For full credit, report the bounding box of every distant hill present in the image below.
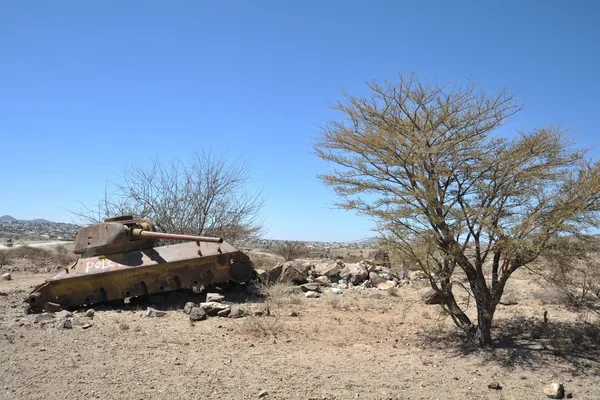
[0,215,16,222]
[29,219,52,223]
[0,216,56,223]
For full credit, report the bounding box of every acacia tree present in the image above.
[315,74,600,346]
[76,149,264,244]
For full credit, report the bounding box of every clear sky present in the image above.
[1,1,599,241]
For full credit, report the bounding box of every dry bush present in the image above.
[273,241,308,261]
[0,250,12,268]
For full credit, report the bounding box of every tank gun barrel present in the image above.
[131,228,223,243]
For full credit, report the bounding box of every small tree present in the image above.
[315,74,600,346]
[274,241,308,261]
[75,149,264,244]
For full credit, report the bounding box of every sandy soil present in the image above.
[0,267,599,400]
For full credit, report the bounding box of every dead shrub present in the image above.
[273,241,308,261]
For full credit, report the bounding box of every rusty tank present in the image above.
[26,216,254,312]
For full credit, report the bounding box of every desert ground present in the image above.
[0,246,599,400]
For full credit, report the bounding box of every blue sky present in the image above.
[1,1,599,241]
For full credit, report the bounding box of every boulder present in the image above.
[267,265,283,283]
[228,305,247,318]
[200,302,231,316]
[56,319,72,330]
[339,263,369,285]
[183,302,196,314]
[1,273,12,281]
[331,288,343,294]
[300,283,321,292]
[422,290,446,305]
[33,313,55,324]
[206,293,225,303]
[543,383,565,399]
[376,281,397,291]
[314,275,331,285]
[369,271,387,286]
[313,261,340,277]
[217,308,231,317]
[254,269,269,283]
[304,291,320,298]
[280,262,308,284]
[189,307,207,322]
[85,309,95,318]
[56,310,73,319]
[145,307,166,318]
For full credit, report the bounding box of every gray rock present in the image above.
[376,281,397,291]
[33,313,55,324]
[56,319,72,330]
[543,383,565,399]
[422,289,446,305]
[369,271,387,286]
[314,275,331,285]
[56,310,73,319]
[183,302,196,314]
[206,293,225,303]
[300,283,321,292]
[85,309,95,318]
[487,382,502,390]
[200,301,230,316]
[337,282,348,290]
[82,323,93,329]
[254,268,269,283]
[313,261,340,277]
[339,263,369,285]
[145,307,166,318]
[267,264,283,283]
[258,389,268,398]
[217,308,231,317]
[228,305,247,318]
[1,273,12,281]
[331,288,343,294]
[189,307,207,322]
[304,291,320,298]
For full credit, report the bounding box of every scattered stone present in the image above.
[300,283,321,292]
[422,289,446,305]
[189,307,207,322]
[289,311,299,317]
[206,293,225,303]
[304,291,320,298]
[258,389,268,398]
[411,270,428,280]
[56,310,73,319]
[56,319,72,330]
[487,382,502,390]
[85,309,95,318]
[200,302,231,316]
[337,282,348,290]
[82,323,93,329]
[543,383,565,399]
[228,305,247,318]
[183,302,196,314]
[33,313,55,324]
[145,307,166,318]
[217,308,231,317]
[376,281,396,291]
[1,273,12,281]
[280,262,307,284]
[566,393,573,398]
[331,288,343,294]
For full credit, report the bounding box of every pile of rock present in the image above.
[256,259,425,293]
[181,292,247,322]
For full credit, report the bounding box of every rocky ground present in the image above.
[1,257,599,400]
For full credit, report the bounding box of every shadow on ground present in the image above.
[418,315,600,374]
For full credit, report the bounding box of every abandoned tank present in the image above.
[26,216,254,312]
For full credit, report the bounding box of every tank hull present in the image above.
[26,240,253,312]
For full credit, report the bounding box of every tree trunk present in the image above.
[475,303,494,347]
